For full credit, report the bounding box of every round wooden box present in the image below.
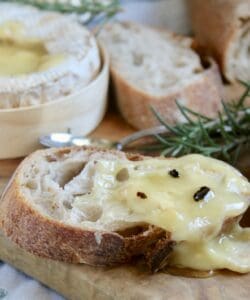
[0,46,109,159]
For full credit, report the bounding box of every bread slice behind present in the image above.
[98,22,223,129]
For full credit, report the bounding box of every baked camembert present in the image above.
[0,3,100,108]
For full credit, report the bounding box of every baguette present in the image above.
[189,0,250,83]
[1,147,250,274]
[98,22,222,129]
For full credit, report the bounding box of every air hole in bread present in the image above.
[117,225,148,237]
[200,58,211,70]
[112,34,124,43]
[175,61,187,68]
[78,204,103,222]
[240,17,250,24]
[56,162,86,188]
[26,180,38,190]
[194,68,203,74]
[46,155,58,162]
[132,52,144,66]
[128,155,143,162]
[116,168,129,182]
[32,167,40,174]
[240,207,250,228]
[63,201,73,210]
[45,149,72,162]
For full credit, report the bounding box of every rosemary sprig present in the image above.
[150,82,250,164]
[1,0,121,24]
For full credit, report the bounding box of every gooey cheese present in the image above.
[171,225,250,273]
[0,21,65,75]
[74,154,250,272]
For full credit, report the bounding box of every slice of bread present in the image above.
[0,147,174,272]
[189,0,250,83]
[1,147,250,273]
[98,22,223,129]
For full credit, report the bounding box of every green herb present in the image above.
[148,81,250,165]
[1,0,121,24]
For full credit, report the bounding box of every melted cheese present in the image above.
[0,21,65,75]
[74,154,250,273]
[170,225,250,273]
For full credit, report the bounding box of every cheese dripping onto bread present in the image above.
[73,154,250,273]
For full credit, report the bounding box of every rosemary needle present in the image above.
[149,81,250,165]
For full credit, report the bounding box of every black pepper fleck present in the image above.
[137,192,147,199]
[193,186,210,201]
[169,169,179,178]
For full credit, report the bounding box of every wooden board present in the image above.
[1,230,250,300]
[0,99,250,299]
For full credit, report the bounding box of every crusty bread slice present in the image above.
[98,22,223,129]
[0,147,175,272]
[189,0,250,83]
[1,147,250,274]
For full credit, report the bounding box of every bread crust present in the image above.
[111,59,222,129]
[189,0,250,82]
[0,147,173,272]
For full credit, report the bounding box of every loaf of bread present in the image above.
[189,0,250,83]
[1,147,250,274]
[98,22,223,129]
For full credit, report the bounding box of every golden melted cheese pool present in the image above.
[74,154,250,273]
[0,21,65,75]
